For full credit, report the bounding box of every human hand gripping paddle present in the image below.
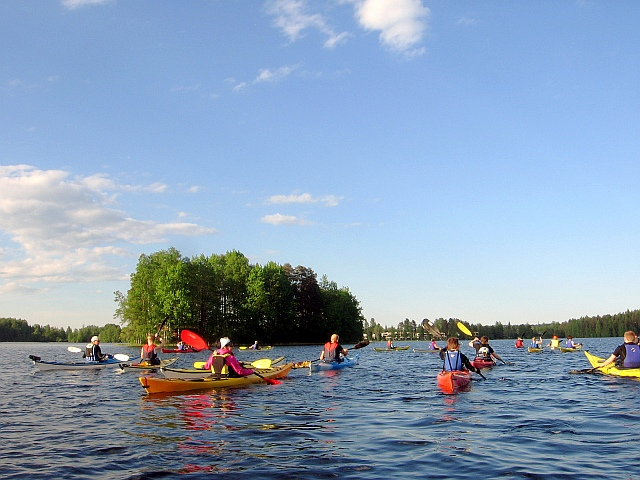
[67,346,129,362]
[180,330,281,385]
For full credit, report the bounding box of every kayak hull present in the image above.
[139,363,293,394]
[437,370,472,394]
[584,351,640,378]
[309,354,359,372]
[373,346,410,351]
[471,358,496,369]
[559,347,581,353]
[413,348,441,353]
[120,358,177,371]
[31,357,122,371]
[528,347,543,353]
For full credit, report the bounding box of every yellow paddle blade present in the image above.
[194,358,273,369]
[457,321,473,337]
[250,358,272,369]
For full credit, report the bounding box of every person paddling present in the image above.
[140,334,164,365]
[207,337,254,377]
[470,336,504,364]
[565,336,581,349]
[83,336,109,362]
[429,338,441,350]
[440,337,481,374]
[597,331,640,369]
[530,336,541,349]
[320,334,348,362]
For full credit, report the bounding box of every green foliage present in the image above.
[114,249,365,345]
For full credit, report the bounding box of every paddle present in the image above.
[193,358,274,369]
[67,346,129,361]
[457,322,506,365]
[181,330,280,385]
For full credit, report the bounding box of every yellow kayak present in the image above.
[584,350,640,378]
[139,363,293,394]
[527,347,542,353]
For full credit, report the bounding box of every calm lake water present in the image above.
[3,338,640,479]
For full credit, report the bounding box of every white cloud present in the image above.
[261,213,312,226]
[267,0,351,48]
[60,0,112,9]
[352,0,429,55]
[267,193,342,207]
[0,165,217,291]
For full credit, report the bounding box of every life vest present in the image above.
[623,344,640,368]
[550,338,560,348]
[530,341,539,348]
[84,343,95,361]
[430,341,437,350]
[515,339,523,348]
[323,342,342,362]
[211,353,234,377]
[142,344,159,364]
[443,350,463,371]
[477,346,490,359]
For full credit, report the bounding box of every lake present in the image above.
[2,337,639,479]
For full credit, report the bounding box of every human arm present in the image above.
[598,353,617,368]
[461,353,481,374]
[320,350,325,360]
[225,355,254,377]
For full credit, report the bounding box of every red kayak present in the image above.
[437,370,472,394]
[471,358,496,369]
[161,348,201,354]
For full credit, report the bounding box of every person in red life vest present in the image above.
[598,331,640,369]
[140,334,164,365]
[208,337,254,377]
[320,334,349,363]
[515,337,524,348]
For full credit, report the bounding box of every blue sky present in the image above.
[1,0,639,331]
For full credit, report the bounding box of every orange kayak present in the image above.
[437,370,472,394]
[139,363,293,394]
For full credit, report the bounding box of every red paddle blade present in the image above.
[265,378,281,385]
[181,330,209,351]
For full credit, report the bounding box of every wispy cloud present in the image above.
[267,0,351,48]
[260,213,312,226]
[352,0,430,56]
[0,165,217,291]
[234,65,300,91]
[60,0,113,10]
[267,193,342,207]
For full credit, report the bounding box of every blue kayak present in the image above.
[30,356,123,372]
[309,354,359,372]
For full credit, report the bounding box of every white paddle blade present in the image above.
[67,346,83,353]
[114,354,129,361]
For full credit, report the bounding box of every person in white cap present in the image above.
[204,337,254,377]
[83,335,109,362]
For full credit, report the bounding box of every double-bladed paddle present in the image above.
[457,322,506,365]
[180,330,281,385]
[67,346,129,362]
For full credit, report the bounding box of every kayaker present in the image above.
[472,336,504,364]
[83,335,109,362]
[439,337,481,373]
[549,335,560,349]
[597,331,640,369]
[515,337,524,348]
[387,338,395,349]
[209,337,254,377]
[429,338,440,350]
[565,336,581,349]
[320,334,348,362]
[249,340,261,350]
[141,334,164,365]
[176,341,185,351]
[530,337,541,349]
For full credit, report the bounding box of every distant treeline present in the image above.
[380,310,640,341]
[0,318,122,343]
